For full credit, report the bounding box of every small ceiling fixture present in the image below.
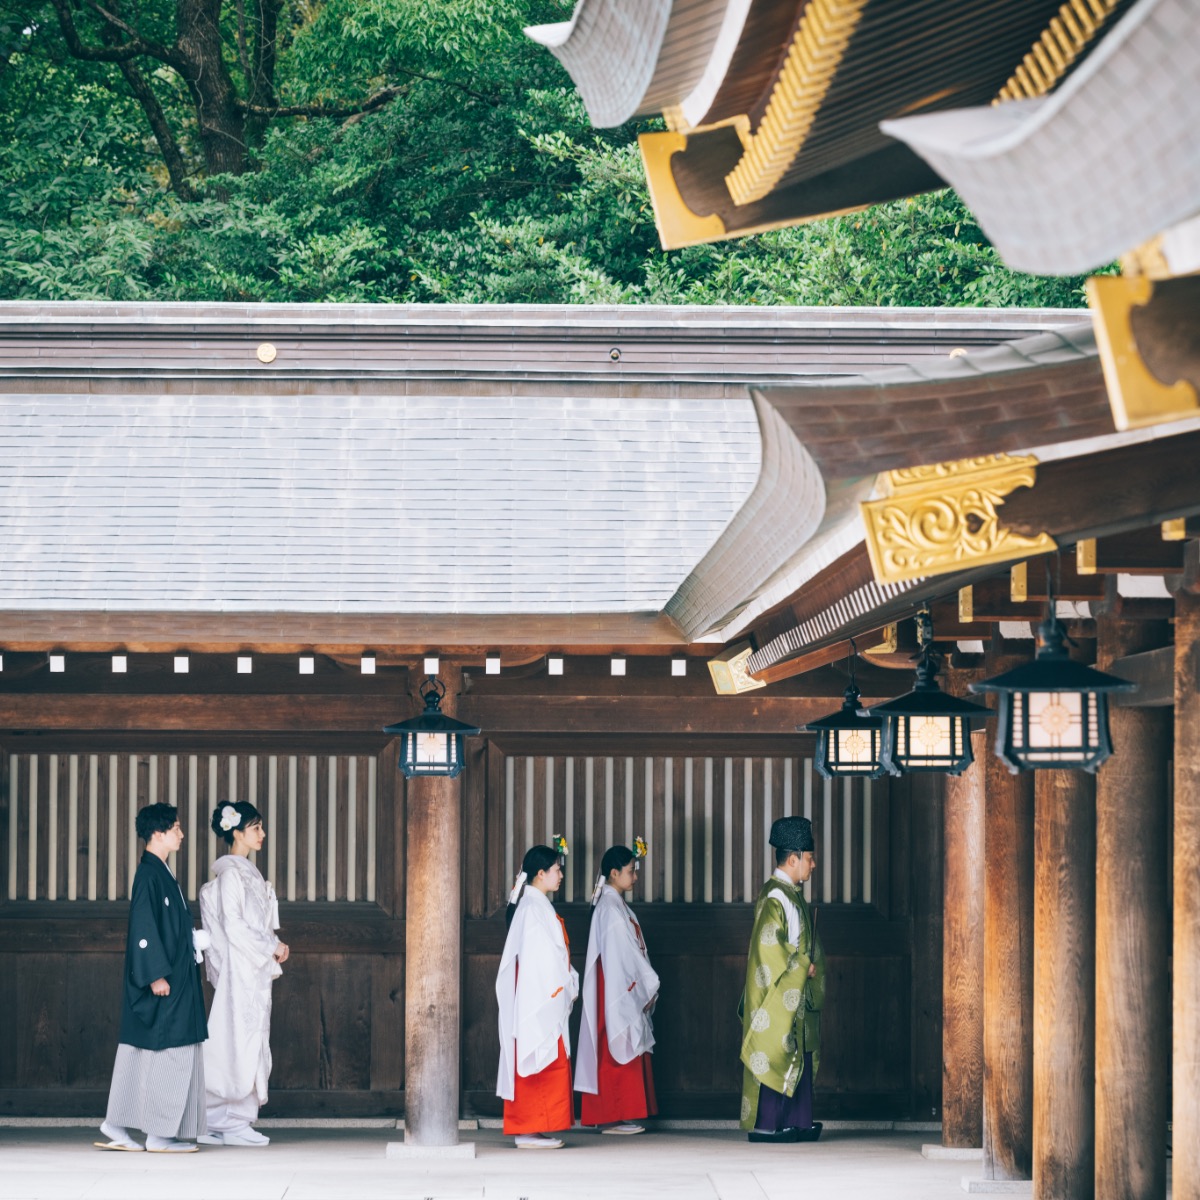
[383,676,481,779]
[803,643,886,779]
[869,610,992,776]
[971,585,1136,774]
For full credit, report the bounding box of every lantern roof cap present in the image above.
[382,710,482,736]
[971,657,1136,695]
[869,688,993,720]
[803,683,882,731]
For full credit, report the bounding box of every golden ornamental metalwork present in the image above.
[724,0,868,206]
[861,455,1056,585]
[995,0,1120,103]
[708,642,767,695]
[1087,273,1199,430]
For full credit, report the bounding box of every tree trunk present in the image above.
[175,0,247,176]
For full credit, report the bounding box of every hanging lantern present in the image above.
[804,681,886,779]
[383,677,481,779]
[970,610,1136,773]
[869,612,992,776]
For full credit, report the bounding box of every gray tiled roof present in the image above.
[0,391,759,614]
[881,0,1200,274]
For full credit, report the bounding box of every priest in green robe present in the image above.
[738,815,825,1143]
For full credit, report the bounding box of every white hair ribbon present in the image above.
[590,872,605,906]
[219,804,242,832]
[507,871,528,905]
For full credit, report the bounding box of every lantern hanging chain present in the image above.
[419,674,446,708]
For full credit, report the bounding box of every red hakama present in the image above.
[503,1037,574,1134]
[580,960,657,1125]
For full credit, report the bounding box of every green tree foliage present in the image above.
[0,0,1091,306]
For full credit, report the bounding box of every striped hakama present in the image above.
[105,1043,207,1139]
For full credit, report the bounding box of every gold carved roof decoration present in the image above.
[995,0,1120,102]
[860,455,1056,586]
[723,0,869,206]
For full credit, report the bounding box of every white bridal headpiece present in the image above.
[219,804,242,832]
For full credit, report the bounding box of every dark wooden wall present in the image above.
[0,734,943,1120]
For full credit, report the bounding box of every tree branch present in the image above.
[116,57,195,200]
[393,67,495,106]
[48,0,179,66]
[234,83,407,119]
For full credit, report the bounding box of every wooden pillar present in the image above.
[1033,768,1096,1200]
[1095,614,1169,1200]
[982,735,1035,1180]
[1175,589,1200,1200]
[403,666,464,1147]
[942,729,985,1147]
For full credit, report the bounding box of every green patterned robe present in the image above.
[737,875,826,1130]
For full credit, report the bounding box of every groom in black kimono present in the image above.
[95,803,208,1152]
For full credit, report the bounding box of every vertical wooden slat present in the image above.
[650,757,663,903]
[267,756,279,888]
[659,757,671,903]
[56,754,70,903]
[544,756,555,845]
[572,756,588,904]
[346,756,358,903]
[86,754,99,902]
[287,755,298,903]
[67,754,78,901]
[47,754,59,902]
[703,757,714,904]
[246,755,258,870]
[124,756,137,900]
[623,756,634,850]
[648,758,657,902]
[802,757,814,903]
[583,757,596,890]
[682,757,694,903]
[739,758,752,901]
[26,755,39,902]
[761,758,773,884]
[327,755,338,902]
[604,757,615,850]
[563,758,575,901]
[207,754,219,880]
[524,755,536,856]
[722,757,734,903]
[5,753,15,901]
[103,755,116,900]
[504,754,515,886]
[366,754,377,904]
[842,777,853,905]
[821,773,833,905]
[863,778,874,905]
[305,755,317,902]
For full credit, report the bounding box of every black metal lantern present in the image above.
[970,611,1136,774]
[383,677,481,779]
[804,678,886,779]
[869,614,992,776]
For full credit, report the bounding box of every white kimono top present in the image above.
[575,884,660,1094]
[495,887,579,1101]
[200,854,282,1106]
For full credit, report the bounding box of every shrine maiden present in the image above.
[198,801,289,1147]
[496,841,578,1149]
[95,803,208,1153]
[738,816,825,1143]
[576,842,659,1134]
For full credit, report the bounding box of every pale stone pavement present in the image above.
[0,1126,1031,1200]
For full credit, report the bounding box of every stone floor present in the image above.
[0,1126,1030,1200]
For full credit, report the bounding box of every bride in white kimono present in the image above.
[198,802,289,1147]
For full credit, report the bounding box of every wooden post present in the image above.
[942,730,985,1147]
[403,666,464,1147]
[1033,768,1096,1200]
[1175,588,1200,1200]
[982,735,1035,1181]
[1095,613,1169,1200]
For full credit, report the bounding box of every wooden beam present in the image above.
[1109,644,1174,707]
[1076,529,1187,576]
[941,732,985,1149]
[1002,429,1200,546]
[0,610,687,654]
[748,638,861,685]
[1094,615,1170,1200]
